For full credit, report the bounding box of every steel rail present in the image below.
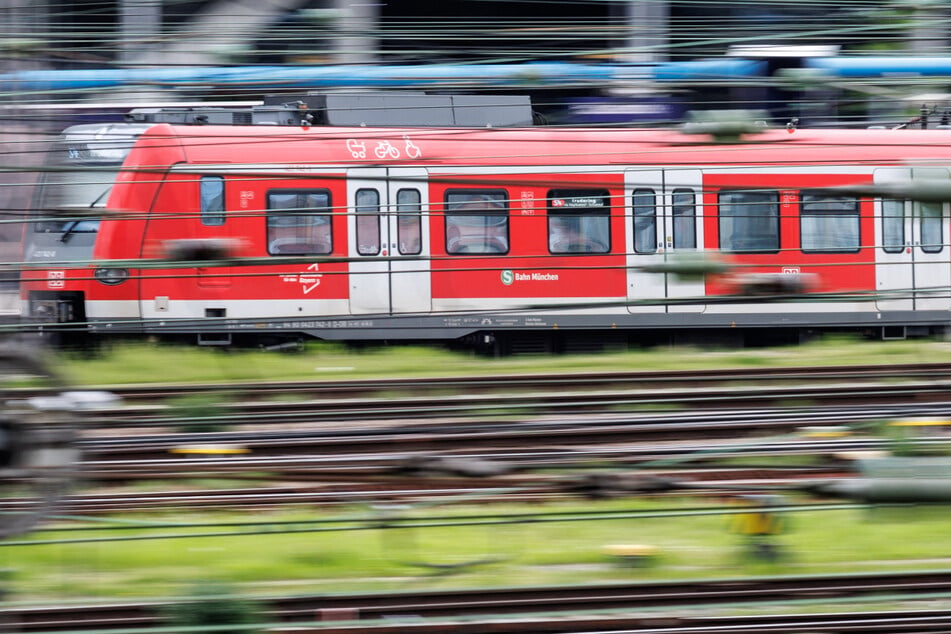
[9,571,951,632]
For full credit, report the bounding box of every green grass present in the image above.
[5,498,951,602]
[48,335,951,387]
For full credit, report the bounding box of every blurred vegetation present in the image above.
[167,391,233,433]
[6,497,951,601]
[161,581,263,633]
[5,336,948,602]
[50,335,951,387]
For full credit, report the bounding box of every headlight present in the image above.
[94,267,129,285]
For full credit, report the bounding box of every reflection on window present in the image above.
[921,201,943,253]
[266,190,332,255]
[672,188,696,249]
[200,176,225,226]
[445,190,509,254]
[800,191,859,253]
[882,199,905,254]
[396,188,422,255]
[32,169,110,233]
[632,189,656,254]
[547,189,610,254]
[356,189,380,255]
[718,190,779,252]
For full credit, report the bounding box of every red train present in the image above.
[20,94,951,352]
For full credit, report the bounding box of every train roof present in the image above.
[98,92,951,170]
[132,123,951,170]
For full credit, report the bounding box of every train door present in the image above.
[625,168,704,313]
[625,169,665,313]
[662,169,704,312]
[874,167,951,312]
[347,167,431,315]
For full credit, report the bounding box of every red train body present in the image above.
[20,98,951,350]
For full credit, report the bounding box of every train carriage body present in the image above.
[21,101,951,349]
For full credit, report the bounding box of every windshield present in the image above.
[31,123,150,234]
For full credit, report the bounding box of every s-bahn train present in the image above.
[19,93,951,352]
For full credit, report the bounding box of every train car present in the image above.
[19,93,951,352]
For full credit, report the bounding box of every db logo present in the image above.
[47,270,65,289]
[500,270,514,286]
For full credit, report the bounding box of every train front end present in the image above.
[21,123,151,346]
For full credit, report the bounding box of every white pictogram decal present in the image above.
[346,139,367,159]
[374,140,400,159]
[403,135,421,159]
[281,262,323,294]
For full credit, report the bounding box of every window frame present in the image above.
[444,189,510,255]
[200,175,225,227]
[882,198,905,254]
[717,189,780,253]
[265,188,333,256]
[671,188,696,250]
[546,188,611,255]
[355,188,381,256]
[396,188,422,256]
[632,188,657,255]
[799,190,861,254]
[920,200,944,254]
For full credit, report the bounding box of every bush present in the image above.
[162,581,263,633]
[168,392,231,433]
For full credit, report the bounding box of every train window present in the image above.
[718,190,779,252]
[920,201,943,254]
[882,199,905,254]
[445,190,509,254]
[356,189,381,255]
[800,192,859,253]
[547,189,610,254]
[396,189,422,255]
[632,189,656,254]
[200,176,225,226]
[266,189,332,255]
[672,188,696,249]
[33,169,109,233]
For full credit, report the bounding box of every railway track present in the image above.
[39,373,951,444]
[77,401,951,465]
[8,570,951,632]
[8,363,951,434]
[7,462,849,513]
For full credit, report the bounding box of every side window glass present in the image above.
[356,189,381,255]
[672,188,696,249]
[396,188,422,255]
[266,190,332,255]
[882,199,905,254]
[718,189,779,252]
[445,190,509,254]
[547,189,610,254]
[632,188,656,254]
[200,175,225,226]
[921,201,943,253]
[800,191,860,253]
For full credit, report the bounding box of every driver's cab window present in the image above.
[547,189,610,254]
[445,190,509,254]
